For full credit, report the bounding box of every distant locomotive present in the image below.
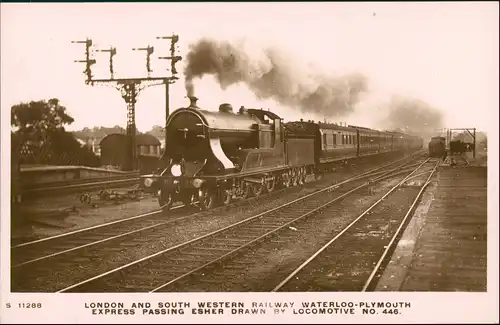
[141,96,423,211]
[450,140,466,155]
[428,136,447,158]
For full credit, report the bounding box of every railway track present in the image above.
[451,153,470,166]
[149,158,439,293]
[271,158,440,291]
[12,152,420,266]
[53,154,428,293]
[12,205,181,268]
[22,175,140,199]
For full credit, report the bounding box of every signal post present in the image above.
[72,35,182,171]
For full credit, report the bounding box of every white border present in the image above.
[1,2,499,324]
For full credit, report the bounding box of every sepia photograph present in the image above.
[1,2,498,323]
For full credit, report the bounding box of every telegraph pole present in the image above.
[72,34,182,171]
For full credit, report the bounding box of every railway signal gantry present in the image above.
[72,35,182,171]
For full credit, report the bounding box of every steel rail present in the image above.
[13,156,413,268]
[11,207,186,268]
[271,158,433,292]
[56,155,423,293]
[361,160,440,291]
[16,154,418,250]
[13,209,162,249]
[24,177,140,194]
[150,157,434,292]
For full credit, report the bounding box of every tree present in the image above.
[11,98,100,167]
[146,125,165,138]
[11,98,74,133]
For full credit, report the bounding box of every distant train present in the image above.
[450,139,474,155]
[141,96,423,211]
[428,136,446,158]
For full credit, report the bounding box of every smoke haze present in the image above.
[184,38,368,117]
[378,96,444,139]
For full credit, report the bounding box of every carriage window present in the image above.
[323,133,327,147]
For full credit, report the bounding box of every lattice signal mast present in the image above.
[72,35,182,171]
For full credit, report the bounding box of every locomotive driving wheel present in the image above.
[265,176,276,193]
[314,168,324,181]
[237,180,251,199]
[181,192,194,207]
[291,168,299,186]
[198,187,216,210]
[221,188,232,206]
[298,167,307,185]
[252,183,264,197]
[158,188,173,212]
[282,171,292,188]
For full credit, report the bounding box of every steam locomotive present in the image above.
[141,96,423,211]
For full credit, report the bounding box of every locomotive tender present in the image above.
[428,136,447,158]
[141,96,423,210]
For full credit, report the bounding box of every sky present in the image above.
[1,2,498,133]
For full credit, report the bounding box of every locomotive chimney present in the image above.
[188,96,199,108]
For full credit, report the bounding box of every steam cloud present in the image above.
[381,96,444,135]
[184,38,368,117]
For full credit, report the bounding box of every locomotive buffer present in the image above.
[72,35,182,171]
